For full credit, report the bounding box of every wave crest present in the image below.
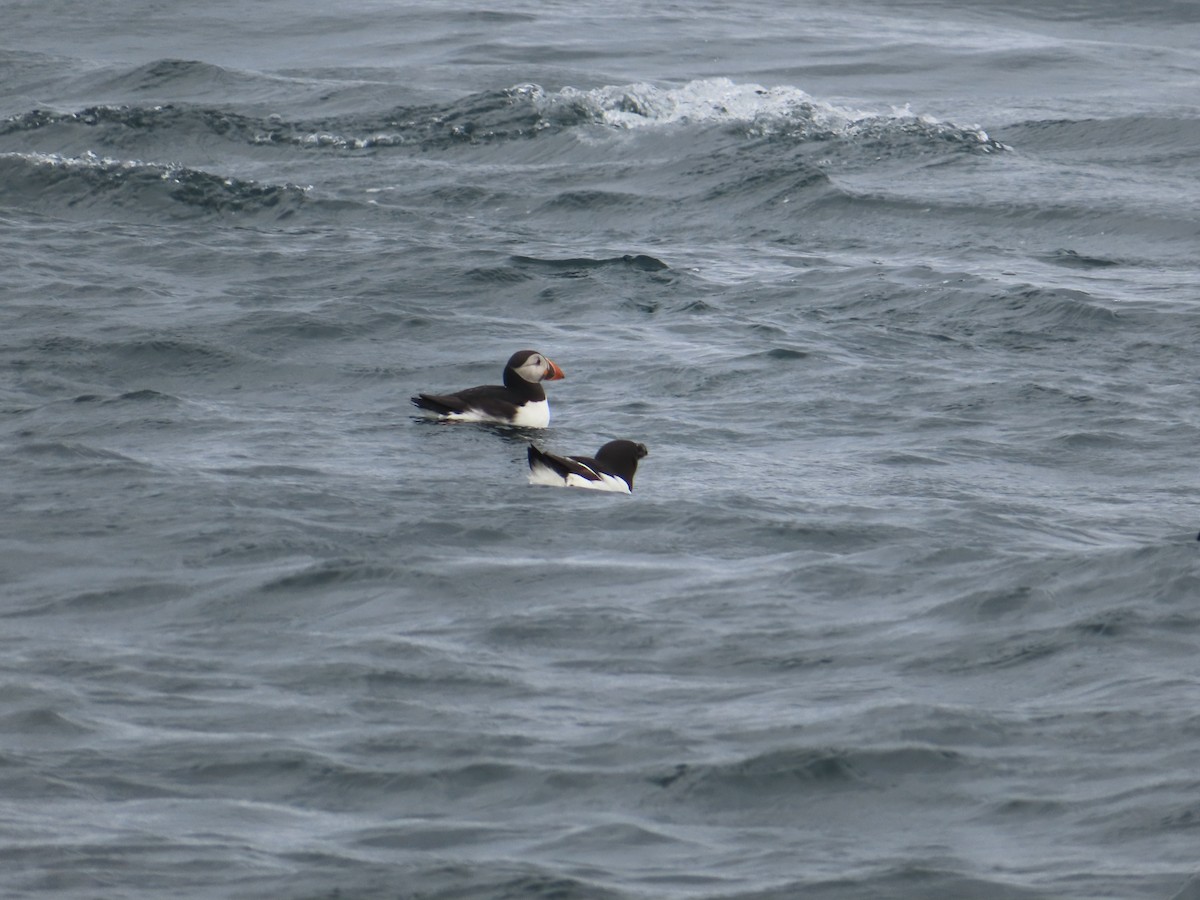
[2,79,1005,157]
[0,150,309,218]
[513,77,1005,150]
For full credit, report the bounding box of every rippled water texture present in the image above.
[2,1,1199,898]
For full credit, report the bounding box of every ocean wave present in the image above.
[1002,115,1200,157]
[510,253,671,274]
[1,78,1007,165]
[514,77,1006,150]
[655,743,967,799]
[0,96,535,150]
[12,441,152,471]
[93,57,264,96]
[0,150,309,219]
[1,104,263,143]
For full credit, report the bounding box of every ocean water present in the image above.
[3,1,1200,898]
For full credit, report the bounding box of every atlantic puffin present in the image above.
[527,439,648,493]
[411,350,565,428]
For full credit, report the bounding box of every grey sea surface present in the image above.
[2,1,1200,898]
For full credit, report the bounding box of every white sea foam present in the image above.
[514,77,995,145]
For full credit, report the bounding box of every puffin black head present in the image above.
[595,440,649,488]
[597,440,648,461]
[503,350,565,388]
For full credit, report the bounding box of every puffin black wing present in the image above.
[412,386,522,421]
[527,445,603,483]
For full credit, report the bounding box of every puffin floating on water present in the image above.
[411,350,565,428]
[527,439,648,493]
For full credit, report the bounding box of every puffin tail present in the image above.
[412,394,455,416]
[527,445,569,485]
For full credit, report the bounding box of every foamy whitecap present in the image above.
[513,77,1000,147]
